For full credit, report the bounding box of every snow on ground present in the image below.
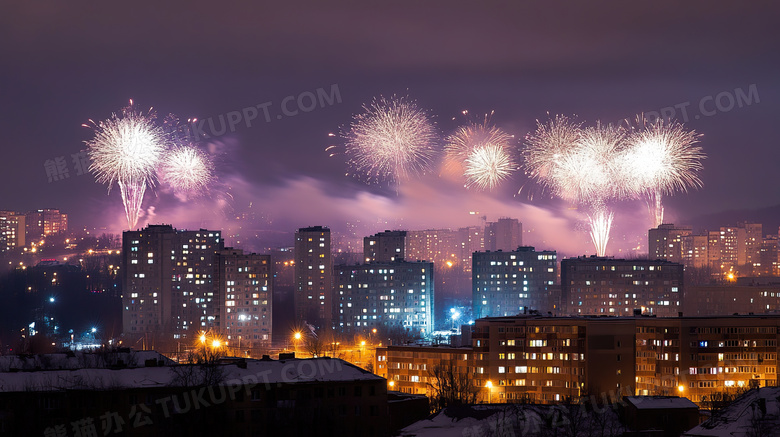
[400,403,625,437]
[684,387,780,437]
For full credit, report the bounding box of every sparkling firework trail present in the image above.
[445,115,515,190]
[343,96,438,185]
[588,208,614,258]
[85,101,167,229]
[158,146,214,196]
[623,116,704,227]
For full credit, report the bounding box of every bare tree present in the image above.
[169,345,225,387]
[426,358,478,412]
[304,333,325,357]
[747,397,768,437]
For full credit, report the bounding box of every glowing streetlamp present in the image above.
[293,331,302,356]
[485,380,493,403]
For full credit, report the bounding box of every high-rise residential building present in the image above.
[561,257,684,317]
[741,222,763,271]
[216,248,272,350]
[707,230,722,273]
[363,230,406,262]
[682,234,709,269]
[407,229,456,266]
[484,218,522,252]
[0,211,25,252]
[648,224,692,264]
[406,226,485,274]
[472,247,558,318]
[719,226,747,274]
[683,280,780,316]
[457,226,484,273]
[122,225,224,342]
[294,226,333,329]
[25,209,68,240]
[334,260,434,334]
[759,236,779,276]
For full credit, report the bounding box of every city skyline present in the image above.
[0,2,778,258]
[1,3,779,434]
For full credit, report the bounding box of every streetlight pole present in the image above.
[293,332,302,356]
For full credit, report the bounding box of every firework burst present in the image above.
[158,146,214,196]
[523,117,630,256]
[84,101,168,229]
[446,114,515,190]
[523,115,583,197]
[343,96,438,185]
[623,116,704,227]
[463,143,516,190]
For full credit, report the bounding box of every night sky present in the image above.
[1,1,778,253]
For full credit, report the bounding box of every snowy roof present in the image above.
[0,357,381,392]
[0,350,172,372]
[684,387,780,437]
[401,404,624,437]
[625,396,698,410]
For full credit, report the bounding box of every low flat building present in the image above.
[375,344,472,397]
[621,396,699,436]
[0,356,389,436]
[381,314,780,407]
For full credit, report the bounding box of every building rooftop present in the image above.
[684,387,780,436]
[0,357,381,392]
[475,313,780,322]
[0,350,173,372]
[625,396,698,410]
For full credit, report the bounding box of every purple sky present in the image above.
[1,1,778,252]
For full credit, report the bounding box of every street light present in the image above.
[485,380,493,403]
[293,331,302,356]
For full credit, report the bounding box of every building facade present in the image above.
[294,226,333,329]
[334,261,434,335]
[0,210,25,252]
[561,257,684,317]
[122,225,224,343]
[648,224,692,264]
[682,234,709,269]
[364,230,407,263]
[380,314,780,406]
[472,247,558,318]
[484,218,522,252]
[25,208,68,240]
[683,280,780,316]
[216,249,272,350]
